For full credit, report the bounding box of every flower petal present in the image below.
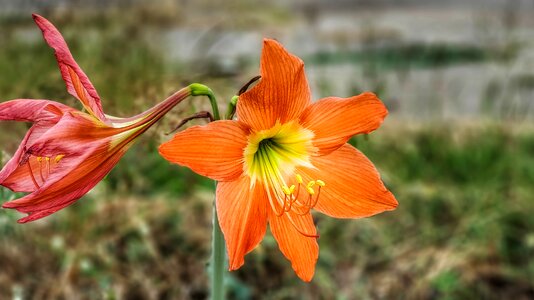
[0,100,71,192]
[269,210,318,281]
[1,110,115,192]
[237,39,311,131]
[159,120,249,182]
[2,142,126,223]
[299,92,388,155]
[24,113,114,155]
[33,14,107,121]
[216,175,269,270]
[296,143,397,218]
[1,147,49,193]
[0,99,71,122]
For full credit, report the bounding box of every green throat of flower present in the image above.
[244,121,326,236]
[244,121,315,187]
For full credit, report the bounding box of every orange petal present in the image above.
[299,92,388,155]
[237,39,311,131]
[296,143,397,218]
[269,210,318,281]
[159,120,249,182]
[216,176,269,270]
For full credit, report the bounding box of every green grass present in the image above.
[307,42,519,70]
[2,123,533,299]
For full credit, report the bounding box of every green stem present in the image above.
[189,83,220,121]
[211,199,225,300]
[189,83,225,299]
[225,95,239,120]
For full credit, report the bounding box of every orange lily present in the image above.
[159,39,398,281]
[0,14,193,223]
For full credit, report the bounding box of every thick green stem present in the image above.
[190,83,225,299]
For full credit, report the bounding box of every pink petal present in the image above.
[0,99,71,122]
[2,140,127,223]
[33,14,107,121]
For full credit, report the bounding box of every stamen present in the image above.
[264,173,328,237]
[311,185,322,208]
[276,195,288,217]
[46,157,51,178]
[285,213,319,238]
[55,154,65,163]
[282,186,292,195]
[38,157,45,182]
[27,161,40,189]
[292,176,327,216]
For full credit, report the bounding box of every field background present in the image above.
[1,0,534,299]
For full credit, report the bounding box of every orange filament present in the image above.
[27,161,40,189]
[275,174,326,218]
[25,154,65,189]
[37,157,45,182]
[286,213,319,238]
[46,157,51,178]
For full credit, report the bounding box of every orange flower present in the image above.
[159,39,397,281]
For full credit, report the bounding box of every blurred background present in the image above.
[1,0,534,299]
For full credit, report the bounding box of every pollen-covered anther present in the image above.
[276,175,327,218]
[55,154,65,163]
[24,154,66,190]
[282,185,292,195]
[274,176,327,238]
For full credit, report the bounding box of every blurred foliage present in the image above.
[308,42,519,70]
[0,6,534,300]
[1,123,534,299]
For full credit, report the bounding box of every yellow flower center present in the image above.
[244,121,325,236]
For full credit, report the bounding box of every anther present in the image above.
[307,180,315,188]
[316,179,326,187]
[289,185,296,194]
[295,174,303,184]
[37,157,42,162]
[306,186,315,195]
[55,154,65,163]
[282,186,292,195]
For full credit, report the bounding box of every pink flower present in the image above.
[0,14,192,223]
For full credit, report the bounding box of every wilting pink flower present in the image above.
[0,14,192,223]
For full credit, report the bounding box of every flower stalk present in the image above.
[211,201,226,300]
[193,86,226,300]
